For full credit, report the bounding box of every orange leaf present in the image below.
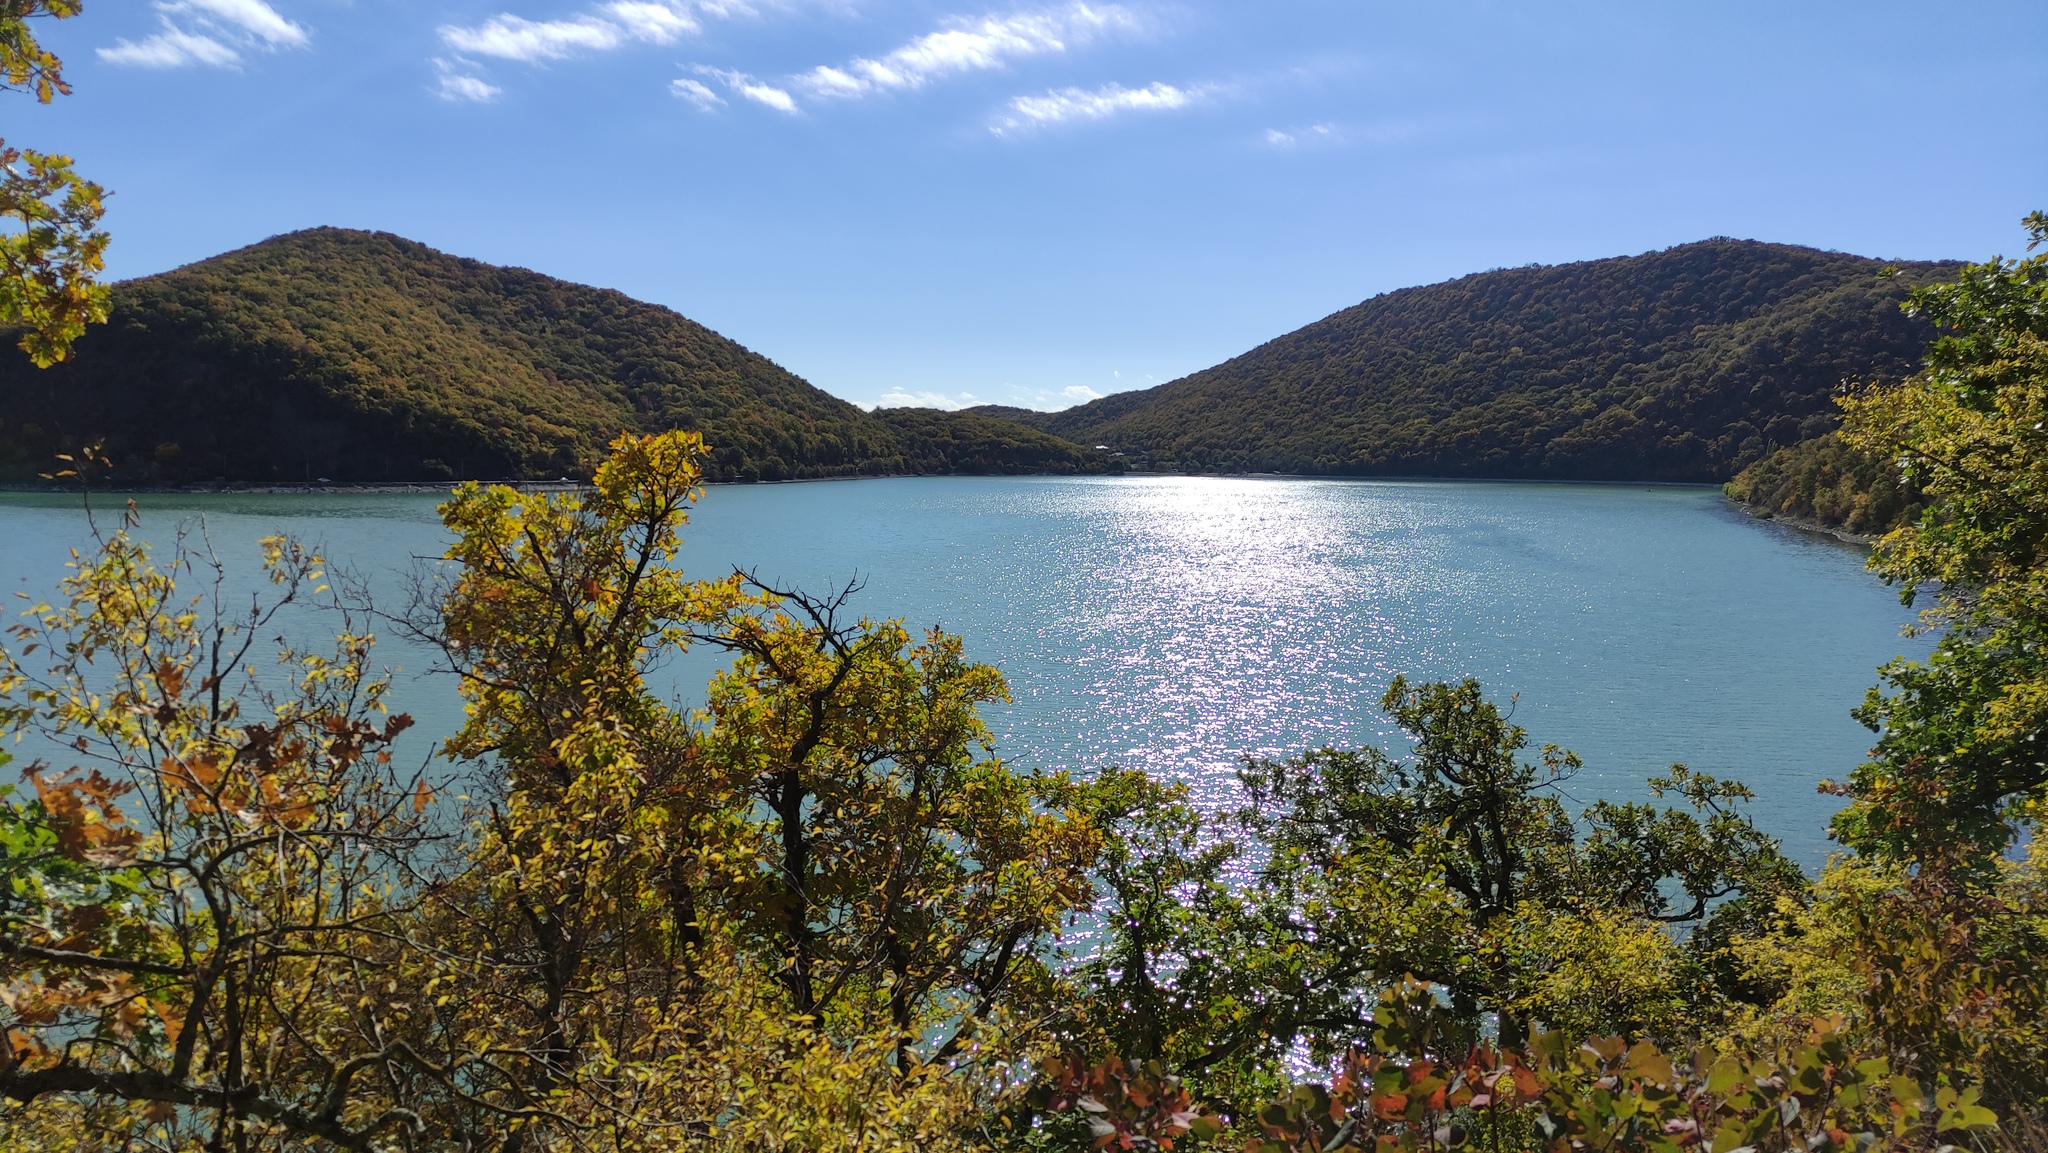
[149,999,186,1047]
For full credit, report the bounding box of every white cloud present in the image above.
[697,66,797,113]
[1061,384,1102,402]
[742,83,798,112]
[440,15,624,61]
[996,81,1194,131]
[604,1,699,43]
[434,60,503,102]
[99,0,306,69]
[670,77,724,109]
[100,25,240,68]
[802,65,866,97]
[439,1,708,61]
[1265,122,1335,147]
[169,0,306,46]
[798,3,1136,100]
[437,73,504,102]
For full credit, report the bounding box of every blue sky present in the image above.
[17,0,2048,410]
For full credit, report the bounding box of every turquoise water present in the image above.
[0,477,1923,868]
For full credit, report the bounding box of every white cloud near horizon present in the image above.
[870,385,1115,412]
[440,1,705,62]
[798,3,1137,100]
[875,390,979,410]
[995,80,1195,131]
[99,0,306,69]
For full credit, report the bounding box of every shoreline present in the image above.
[0,472,1730,496]
[0,480,584,495]
[1728,502,1876,545]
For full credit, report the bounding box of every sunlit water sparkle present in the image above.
[0,476,1926,870]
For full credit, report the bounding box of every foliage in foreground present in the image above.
[1831,212,2048,867]
[0,430,1101,1150]
[0,1,110,367]
[1046,979,2008,1153]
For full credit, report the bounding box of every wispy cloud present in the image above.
[441,15,622,60]
[1266,119,1425,150]
[995,81,1196,131]
[1265,122,1337,147]
[670,77,725,110]
[437,73,504,103]
[99,0,306,69]
[99,25,241,68]
[695,66,798,113]
[798,3,1137,100]
[434,59,503,103]
[439,1,704,63]
[607,1,701,41]
[179,0,305,45]
[993,382,1118,410]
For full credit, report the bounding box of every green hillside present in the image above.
[0,228,1094,484]
[1723,433,1922,539]
[983,240,1958,481]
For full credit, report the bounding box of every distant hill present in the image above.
[871,406,1102,474]
[977,240,1958,481]
[0,228,1097,484]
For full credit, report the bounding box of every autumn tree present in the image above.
[427,429,1099,1142]
[693,580,1100,1056]
[0,1,109,366]
[1833,211,2048,869]
[0,435,1025,1150]
[0,501,447,1148]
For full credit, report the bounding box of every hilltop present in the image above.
[0,228,1097,484]
[980,240,1957,481]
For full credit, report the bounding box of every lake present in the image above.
[0,476,1923,868]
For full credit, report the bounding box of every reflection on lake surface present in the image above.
[0,476,1923,868]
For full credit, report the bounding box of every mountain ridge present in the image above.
[974,239,1958,482]
[0,228,1101,484]
[0,230,1963,488]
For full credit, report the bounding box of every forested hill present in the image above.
[978,240,1959,481]
[0,228,1097,484]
